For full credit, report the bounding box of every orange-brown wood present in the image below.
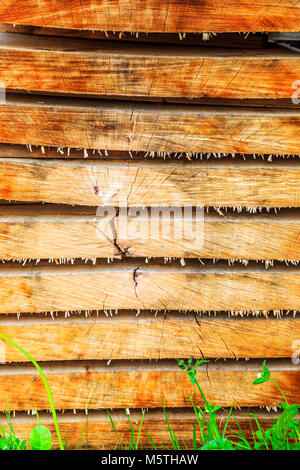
[0,364,297,410]
[0,96,300,154]
[0,34,297,99]
[0,315,299,361]
[0,264,299,313]
[0,1,298,32]
[0,159,299,207]
[0,206,300,260]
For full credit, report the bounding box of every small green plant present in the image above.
[107,407,146,450]
[0,340,299,451]
[0,410,26,450]
[0,333,64,450]
[177,357,234,450]
[250,360,300,450]
[106,357,299,451]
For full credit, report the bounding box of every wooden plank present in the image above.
[0,363,297,410]
[0,34,297,99]
[0,315,299,361]
[0,159,300,207]
[0,95,300,154]
[0,206,300,260]
[0,409,283,449]
[0,264,300,313]
[0,0,298,32]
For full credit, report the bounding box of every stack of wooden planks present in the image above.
[0,0,299,449]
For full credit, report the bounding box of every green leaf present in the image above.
[30,425,52,450]
[201,438,234,450]
[253,376,269,385]
[276,402,288,410]
[254,360,271,385]
[262,361,270,379]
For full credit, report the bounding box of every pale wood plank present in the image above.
[0,264,299,313]
[0,34,297,99]
[0,365,297,410]
[0,96,300,154]
[0,159,299,207]
[0,315,299,361]
[0,0,298,32]
[0,206,300,259]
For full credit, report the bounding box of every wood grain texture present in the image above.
[0,159,300,208]
[0,315,299,361]
[0,410,284,449]
[1,96,300,154]
[0,34,297,99]
[0,206,300,260]
[0,364,298,410]
[0,0,298,32]
[0,264,300,313]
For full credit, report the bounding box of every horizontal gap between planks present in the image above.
[0,358,297,374]
[3,156,300,167]
[0,408,284,423]
[0,33,284,58]
[0,310,299,325]
[4,93,300,115]
[0,25,267,47]
[0,203,299,219]
[7,89,300,109]
[0,144,298,160]
[2,259,300,273]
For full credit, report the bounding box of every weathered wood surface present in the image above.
[0,34,297,99]
[0,410,284,449]
[0,315,299,361]
[0,159,300,207]
[0,206,300,260]
[0,364,297,410]
[0,264,300,313]
[0,0,298,32]
[0,96,300,154]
